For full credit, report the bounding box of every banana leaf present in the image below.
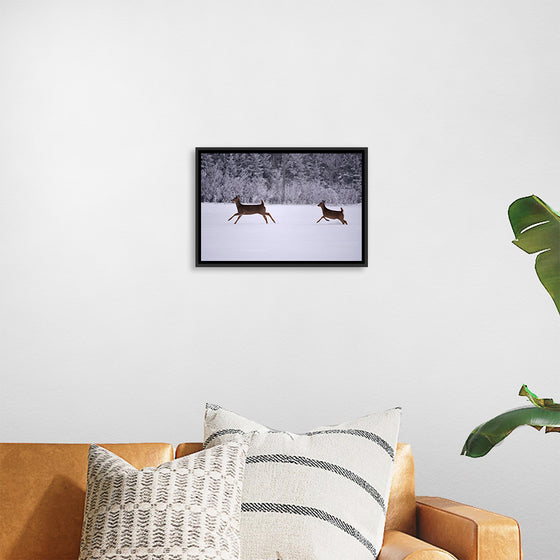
[519,383,560,409]
[508,195,560,314]
[461,386,560,458]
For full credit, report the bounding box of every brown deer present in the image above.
[316,200,348,224]
[228,196,276,224]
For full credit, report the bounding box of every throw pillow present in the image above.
[79,440,249,560]
[204,404,401,560]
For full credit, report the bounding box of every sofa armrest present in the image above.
[416,496,522,560]
[379,530,457,559]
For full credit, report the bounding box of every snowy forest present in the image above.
[199,152,364,205]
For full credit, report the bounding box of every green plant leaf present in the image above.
[461,406,560,458]
[519,384,560,409]
[508,195,560,314]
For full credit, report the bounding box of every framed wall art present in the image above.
[196,147,367,267]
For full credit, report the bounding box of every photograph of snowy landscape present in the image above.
[196,148,367,266]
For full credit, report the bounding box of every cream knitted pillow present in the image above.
[204,405,401,560]
[79,441,248,560]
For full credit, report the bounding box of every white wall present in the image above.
[1,1,559,557]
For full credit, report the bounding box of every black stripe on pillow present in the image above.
[247,454,386,512]
[203,429,246,448]
[204,428,394,458]
[304,429,395,459]
[241,502,377,557]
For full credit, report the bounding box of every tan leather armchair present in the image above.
[381,445,522,560]
[0,442,521,560]
[382,446,521,560]
[0,443,174,560]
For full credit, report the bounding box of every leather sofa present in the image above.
[0,442,521,560]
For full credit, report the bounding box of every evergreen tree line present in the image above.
[200,152,363,205]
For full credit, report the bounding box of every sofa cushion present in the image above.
[204,404,401,560]
[0,443,173,560]
[79,441,248,560]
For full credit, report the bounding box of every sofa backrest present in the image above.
[0,443,173,560]
[0,440,415,560]
[175,441,417,537]
[385,443,416,535]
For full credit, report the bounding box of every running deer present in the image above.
[316,200,348,224]
[228,196,276,224]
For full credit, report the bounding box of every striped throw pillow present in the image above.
[79,441,249,560]
[204,405,401,560]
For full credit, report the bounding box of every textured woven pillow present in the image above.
[204,404,401,560]
[79,441,248,560]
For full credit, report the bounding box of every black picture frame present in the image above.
[196,147,368,267]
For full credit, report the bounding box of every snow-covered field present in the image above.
[200,203,363,262]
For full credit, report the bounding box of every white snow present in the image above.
[200,203,363,262]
